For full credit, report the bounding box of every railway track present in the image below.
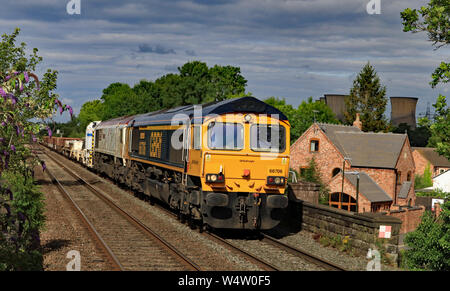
[260,234,347,271]
[41,149,201,271]
[40,145,347,271]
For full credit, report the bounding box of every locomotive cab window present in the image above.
[207,122,243,150]
[192,126,202,150]
[250,125,286,152]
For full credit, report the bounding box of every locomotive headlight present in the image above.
[267,176,285,186]
[244,114,252,123]
[206,173,225,183]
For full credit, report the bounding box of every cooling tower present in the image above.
[324,94,347,122]
[390,97,418,129]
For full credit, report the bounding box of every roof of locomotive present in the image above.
[130,96,288,127]
[95,115,136,129]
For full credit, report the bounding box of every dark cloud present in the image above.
[0,0,444,123]
[138,44,176,54]
[185,49,196,56]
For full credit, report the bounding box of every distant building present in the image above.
[319,94,348,122]
[390,97,418,130]
[433,170,450,193]
[412,147,450,177]
[318,95,419,130]
[290,115,416,213]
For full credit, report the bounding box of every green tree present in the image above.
[265,96,338,143]
[209,65,247,102]
[296,97,339,139]
[392,123,431,147]
[428,95,450,159]
[402,201,450,270]
[78,100,103,131]
[401,0,449,87]
[414,163,433,189]
[100,83,140,120]
[402,0,450,160]
[299,157,330,205]
[345,63,389,132]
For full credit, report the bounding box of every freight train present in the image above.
[44,97,290,231]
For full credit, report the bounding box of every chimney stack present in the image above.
[353,113,362,130]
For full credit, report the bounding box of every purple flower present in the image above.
[0,87,6,97]
[10,144,16,152]
[16,125,20,136]
[9,94,17,105]
[47,127,52,137]
[41,161,46,172]
[31,134,37,143]
[0,137,4,143]
[1,121,5,127]
[67,105,73,117]
[23,72,29,83]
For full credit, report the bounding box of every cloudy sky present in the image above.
[1,0,448,122]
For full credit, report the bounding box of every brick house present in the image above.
[412,147,450,177]
[290,118,416,213]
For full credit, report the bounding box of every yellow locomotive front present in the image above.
[188,112,290,230]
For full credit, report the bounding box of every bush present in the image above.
[402,201,450,271]
[299,158,330,205]
[0,170,45,270]
[415,163,433,189]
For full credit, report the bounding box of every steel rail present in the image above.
[45,167,124,271]
[43,149,202,271]
[261,234,347,271]
[204,231,280,271]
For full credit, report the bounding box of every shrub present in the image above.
[402,201,450,271]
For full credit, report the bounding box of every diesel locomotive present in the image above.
[56,97,291,230]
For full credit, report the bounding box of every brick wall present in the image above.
[290,124,347,185]
[287,182,320,204]
[412,149,431,176]
[290,201,402,259]
[386,206,425,234]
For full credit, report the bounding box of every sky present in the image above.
[0,0,448,122]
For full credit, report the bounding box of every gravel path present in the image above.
[35,165,112,271]
[266,219,400,271]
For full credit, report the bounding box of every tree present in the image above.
[209,65,247,102]
[401,0,449,87]
[1,28,69,270]
[428,95,450,159]
[344,63,389,132]
[296,97,339,139]
[402,201,450,271]
[392,122,431,147]
[265,96,338,143]
[78,100,103,132]
[402,0,450,159]
[100,83,140,120]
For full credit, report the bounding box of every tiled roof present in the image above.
[398,181,412,199]
[317,123,407,169]
[345,172,392,203]
[412,147,450,167]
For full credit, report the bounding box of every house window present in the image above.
[397,171,402,185]
[407,171,412,182]
[329,192,357,212]
[332,168,341,178]
[310,139,319,152]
